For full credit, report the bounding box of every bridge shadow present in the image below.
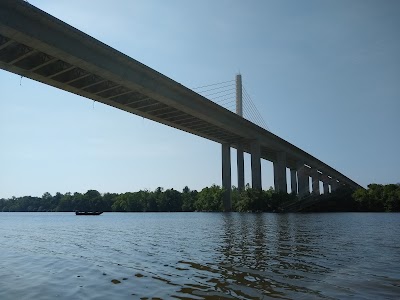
[282,187,357,212]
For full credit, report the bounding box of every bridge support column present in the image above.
[250,140,262,190]
[312,169,320,195]
[273,152,287,192]
[323,181,330,194]
[290,169,297,194]
[297,162,309,196]
[237,144,245,191]
[222,143,232,211]
[331,179,339,192]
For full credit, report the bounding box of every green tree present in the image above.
[195,185,224,211]
[163,188,182,212]
[111,193,128,212]
[103,193,118,211]
[182,186,196,212]
[57,193,74,212]
[41,192,53,211]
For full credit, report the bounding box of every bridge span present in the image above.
[0,1,362,210]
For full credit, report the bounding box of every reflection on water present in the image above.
[0,212,399,299]
[207,214,331,299]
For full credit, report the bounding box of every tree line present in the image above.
[298,183,400,212]
[352,183,400,212]
[0,185,288,213]
[1,183,399,213]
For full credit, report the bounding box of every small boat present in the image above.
[75,211,103,215]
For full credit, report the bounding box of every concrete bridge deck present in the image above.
[0,1,362,208]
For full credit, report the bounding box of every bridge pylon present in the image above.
[236,74,245,192]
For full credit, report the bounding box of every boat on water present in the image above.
[75,211,103,215]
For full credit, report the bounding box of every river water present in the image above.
[0,212,399,299]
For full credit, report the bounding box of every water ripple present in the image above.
[0,212,399,299]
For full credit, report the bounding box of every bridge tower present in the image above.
[222,74,245,211]
[236,74,245,192]
[235,74,262,191]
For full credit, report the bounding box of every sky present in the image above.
[1,0,399,198]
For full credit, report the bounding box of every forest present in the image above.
[0,184,399,213]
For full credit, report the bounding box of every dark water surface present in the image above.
[0,212,399,299]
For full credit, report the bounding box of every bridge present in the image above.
[0,0,362,211]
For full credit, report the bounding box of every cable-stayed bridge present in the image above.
[0,1,362,211]
[192,79,269,131]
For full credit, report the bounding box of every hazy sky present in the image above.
[1,0,399,198]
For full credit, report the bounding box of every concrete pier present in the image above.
[297,162,309,196]
[331,179,339,192]
[222,143,232,211]
[290,169,298,194]
[323,181,330,194]
[250,140,262,190]
[237,144,245,191]
[312,169,320,195]
[273,152,287,192]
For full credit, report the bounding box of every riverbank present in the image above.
[1,184,399,213]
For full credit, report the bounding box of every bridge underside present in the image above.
[0,34,246,146]
[0,1,362,211]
